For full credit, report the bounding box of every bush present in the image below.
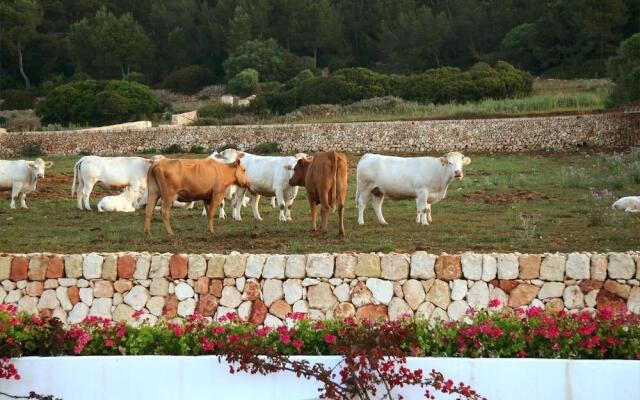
[189,145,206,154]
[285,69,316,89]
[264,62,533,114]
[608,33,640,105]
[227,68,259,97]
[0,89,35,110]
[36,80,159,126]
[7,115,41,132]
[21,142,44,157]
[198,102,237,120]
[163,144,182,154]
[124,71,146,83]
[250,142,281,154]
[162,65,215,94]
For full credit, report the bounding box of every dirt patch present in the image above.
[462,190,558,205]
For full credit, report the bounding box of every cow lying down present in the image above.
[97,186,141,212]
[612,196,640,212]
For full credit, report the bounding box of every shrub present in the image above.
[124,71,146,83]
[189,145,206,154]
[36,80,159,126]
[0,89,35,110]
[198,102,237,120]
[21,142,44,157]
[7,115,41,132]
[250,142,281,154]
[608,33,640,105]
[285,69,316,89]
[227,68,259,97]
[163,144,182,154]
[162,65,215,94]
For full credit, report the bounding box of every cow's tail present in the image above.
[146,163,161,206]
[71,157,84,196]
[331,151,338,212]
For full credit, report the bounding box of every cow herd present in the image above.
[2,149,638,238]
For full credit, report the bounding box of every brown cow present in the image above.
[288,151,348,238]
[144,156,250,236]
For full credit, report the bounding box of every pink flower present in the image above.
[323,333,337,345]
[488,298,501,308]
[213,326,225,335]
[280,335,291,345]
[104,338,114,348]
[289,312,306,321]
[131,310,144,319]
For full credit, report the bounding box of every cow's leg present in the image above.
[320,191,331,234]
[338,202,345,239]
[415,198,423,224]
[271,197,276,208]
[371,193,388,225]
[9,183,20,209]
[160,195,177,235]
[251,194,263,221]
[426,203,432,223]
[232,189,244,221]
[218,199,226,220]
[81,179,96,210]
[416,191,429,225]
[275,188,287,222]
[207,193,225,234]
[144,193,160,236]
[356,188,370,225]
[309,200,318,233]
[285,198,294,221]
[19,193,28,209]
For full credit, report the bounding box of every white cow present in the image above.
[356,152,471,225]
[72,155,164,210]
[97,186,141,213]
[214,149,307,222]
[0,158,53,209]
[156,199,196,210]
[612,196,640,212]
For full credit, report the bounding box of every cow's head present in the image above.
[214,148,243,162]
[122,186,141,202]
[439,152,471,181]
[288,158,312,187]
[149,154,165,162]
[232,155,251,189]
[29,158,53,179]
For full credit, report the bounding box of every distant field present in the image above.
[1,150,639,254]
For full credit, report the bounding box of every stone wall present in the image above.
[1,112,639,157]
[1,252,639,327]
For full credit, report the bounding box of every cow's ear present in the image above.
[27,162,36,169]
[439,157,448,166]
[234,159,242,166]
[213,152,223,159]
[236,152,245,159]
[44,161,54,168]
[463,157,471,166]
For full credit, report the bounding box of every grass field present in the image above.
[1,150,639,254]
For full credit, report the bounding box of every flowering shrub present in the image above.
[1,302,639,399]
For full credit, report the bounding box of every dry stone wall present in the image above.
[1,112,639,157]
[1,251,639,327]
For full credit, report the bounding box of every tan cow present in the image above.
[288,151,348,238]
[144,156,250,236]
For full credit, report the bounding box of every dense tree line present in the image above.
[1,0,638,93]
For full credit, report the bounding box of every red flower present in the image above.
[292,339,304,351]
[280,335,291,345]
[213,326,225,335]
[324,333,337,345]
[488,298,501,308]
[104,338,114,348]
[131,310,144,319]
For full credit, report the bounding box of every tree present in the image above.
[0,0,43,88]
[228,4,252,49]
[607,33,640,105]
[380,5,450,73]
[501,23,539,71]
[68,7,152,79]
[227,68,259,97]
[289,0,342,67]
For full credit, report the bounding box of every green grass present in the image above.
[1,151,639,254]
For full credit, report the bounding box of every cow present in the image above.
[355,152,471,225]
[214,149,307,222]
[288,151,349,238]
[97,186,141,213]
[155,199,196,210]
[0,158,53,209]
[72,155,164,210]
[612,196,640,212]
[144,156,250,236]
